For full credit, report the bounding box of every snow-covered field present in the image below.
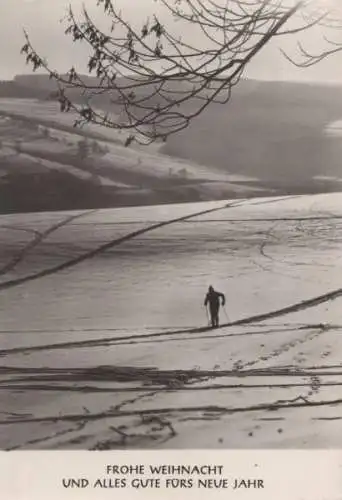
[1,192,342,450]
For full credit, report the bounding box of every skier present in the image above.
[204,285,226,328]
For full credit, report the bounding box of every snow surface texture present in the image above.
[0,193,342,449]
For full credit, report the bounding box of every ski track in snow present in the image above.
[1,193,342,449]
[0,210,98,279]
[0,200,241,291]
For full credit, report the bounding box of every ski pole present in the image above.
[223,305,230,322]
[204,305,210,326]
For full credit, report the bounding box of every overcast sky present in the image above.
[1,0,342,83]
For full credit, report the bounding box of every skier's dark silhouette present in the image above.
[204,285,225,328]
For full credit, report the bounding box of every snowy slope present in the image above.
[0,98,254,183]
[0,193,342,449]
[0,98,267,210]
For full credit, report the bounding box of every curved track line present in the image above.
[0,294,334,356]
[0,225,40,236]
[228,289,341,327]
[0,201,238,292]
[0,194,302,292]
[1,381,341,393]
[0,288,337,357]
[0,365,340,378]
[0,210,98,278]
[1,396,342,426]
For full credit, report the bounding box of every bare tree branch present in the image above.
[20,0,341,146]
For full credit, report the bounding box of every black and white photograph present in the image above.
[1,0,342,451]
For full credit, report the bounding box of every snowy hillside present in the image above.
[0,98,268,212]
[0,98,258,184]
[0,192,342,449]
